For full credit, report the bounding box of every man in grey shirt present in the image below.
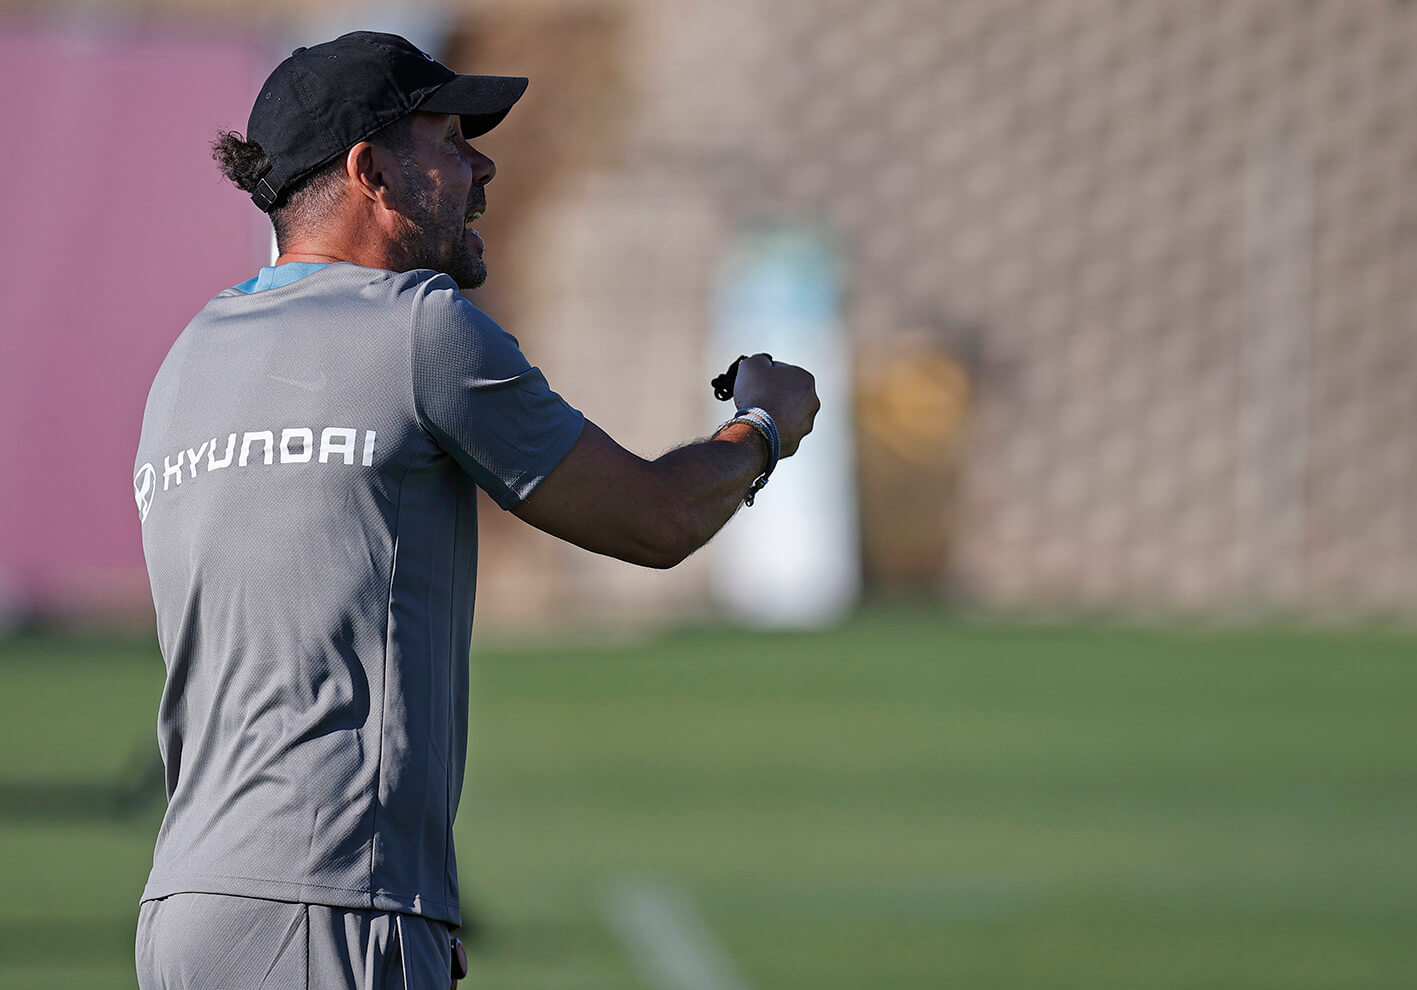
[133,31,818,989]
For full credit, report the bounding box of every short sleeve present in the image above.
[409,280,584,509]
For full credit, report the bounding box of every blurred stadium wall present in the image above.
[4,0,1414,629]
[0,18,272,626]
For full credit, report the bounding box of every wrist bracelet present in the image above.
[717,406,780,506]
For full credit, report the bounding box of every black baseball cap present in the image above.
[245,31,528,212]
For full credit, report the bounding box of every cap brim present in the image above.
[418,74,528,138]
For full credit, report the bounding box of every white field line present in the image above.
[601,878,757,990]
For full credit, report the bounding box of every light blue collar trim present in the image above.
[232,262,332,294]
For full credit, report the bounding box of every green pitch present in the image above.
[1,607,1414,988]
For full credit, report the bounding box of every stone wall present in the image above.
[461,0,1417,623]
[78,0,1411,623]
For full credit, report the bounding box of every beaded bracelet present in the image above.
[717,406,781,506]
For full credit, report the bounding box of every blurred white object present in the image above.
[709,227,860,628]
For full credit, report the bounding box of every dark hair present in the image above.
[211,116,418,249]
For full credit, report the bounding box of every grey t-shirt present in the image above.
[133,262,583,924]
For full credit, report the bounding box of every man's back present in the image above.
[134,262,582,924]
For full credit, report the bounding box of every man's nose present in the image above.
[466,146,495,185]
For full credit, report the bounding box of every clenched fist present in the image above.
[730,354,820,458]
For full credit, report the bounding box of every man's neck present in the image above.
[276,217,404,271]
[275,252,348,266]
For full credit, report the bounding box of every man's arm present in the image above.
[512,356,818,568]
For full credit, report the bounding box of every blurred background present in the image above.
[1,0,1414,987]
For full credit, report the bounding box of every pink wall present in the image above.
[0,20,271,620]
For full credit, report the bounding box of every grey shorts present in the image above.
[136,892,453,989]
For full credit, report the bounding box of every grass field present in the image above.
[1,607,1414,988]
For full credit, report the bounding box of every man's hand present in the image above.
[450,937,467,988]
[729,354,820,458]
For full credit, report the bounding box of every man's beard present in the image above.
[395,170,488,290]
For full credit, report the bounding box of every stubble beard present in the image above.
[395,170,488,290]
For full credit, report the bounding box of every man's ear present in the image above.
[345,141,399,207]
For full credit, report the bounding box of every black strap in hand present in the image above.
[711,354,771,401]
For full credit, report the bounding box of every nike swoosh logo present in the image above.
[268,372,327,392]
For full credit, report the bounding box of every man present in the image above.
[132,31,818,989]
